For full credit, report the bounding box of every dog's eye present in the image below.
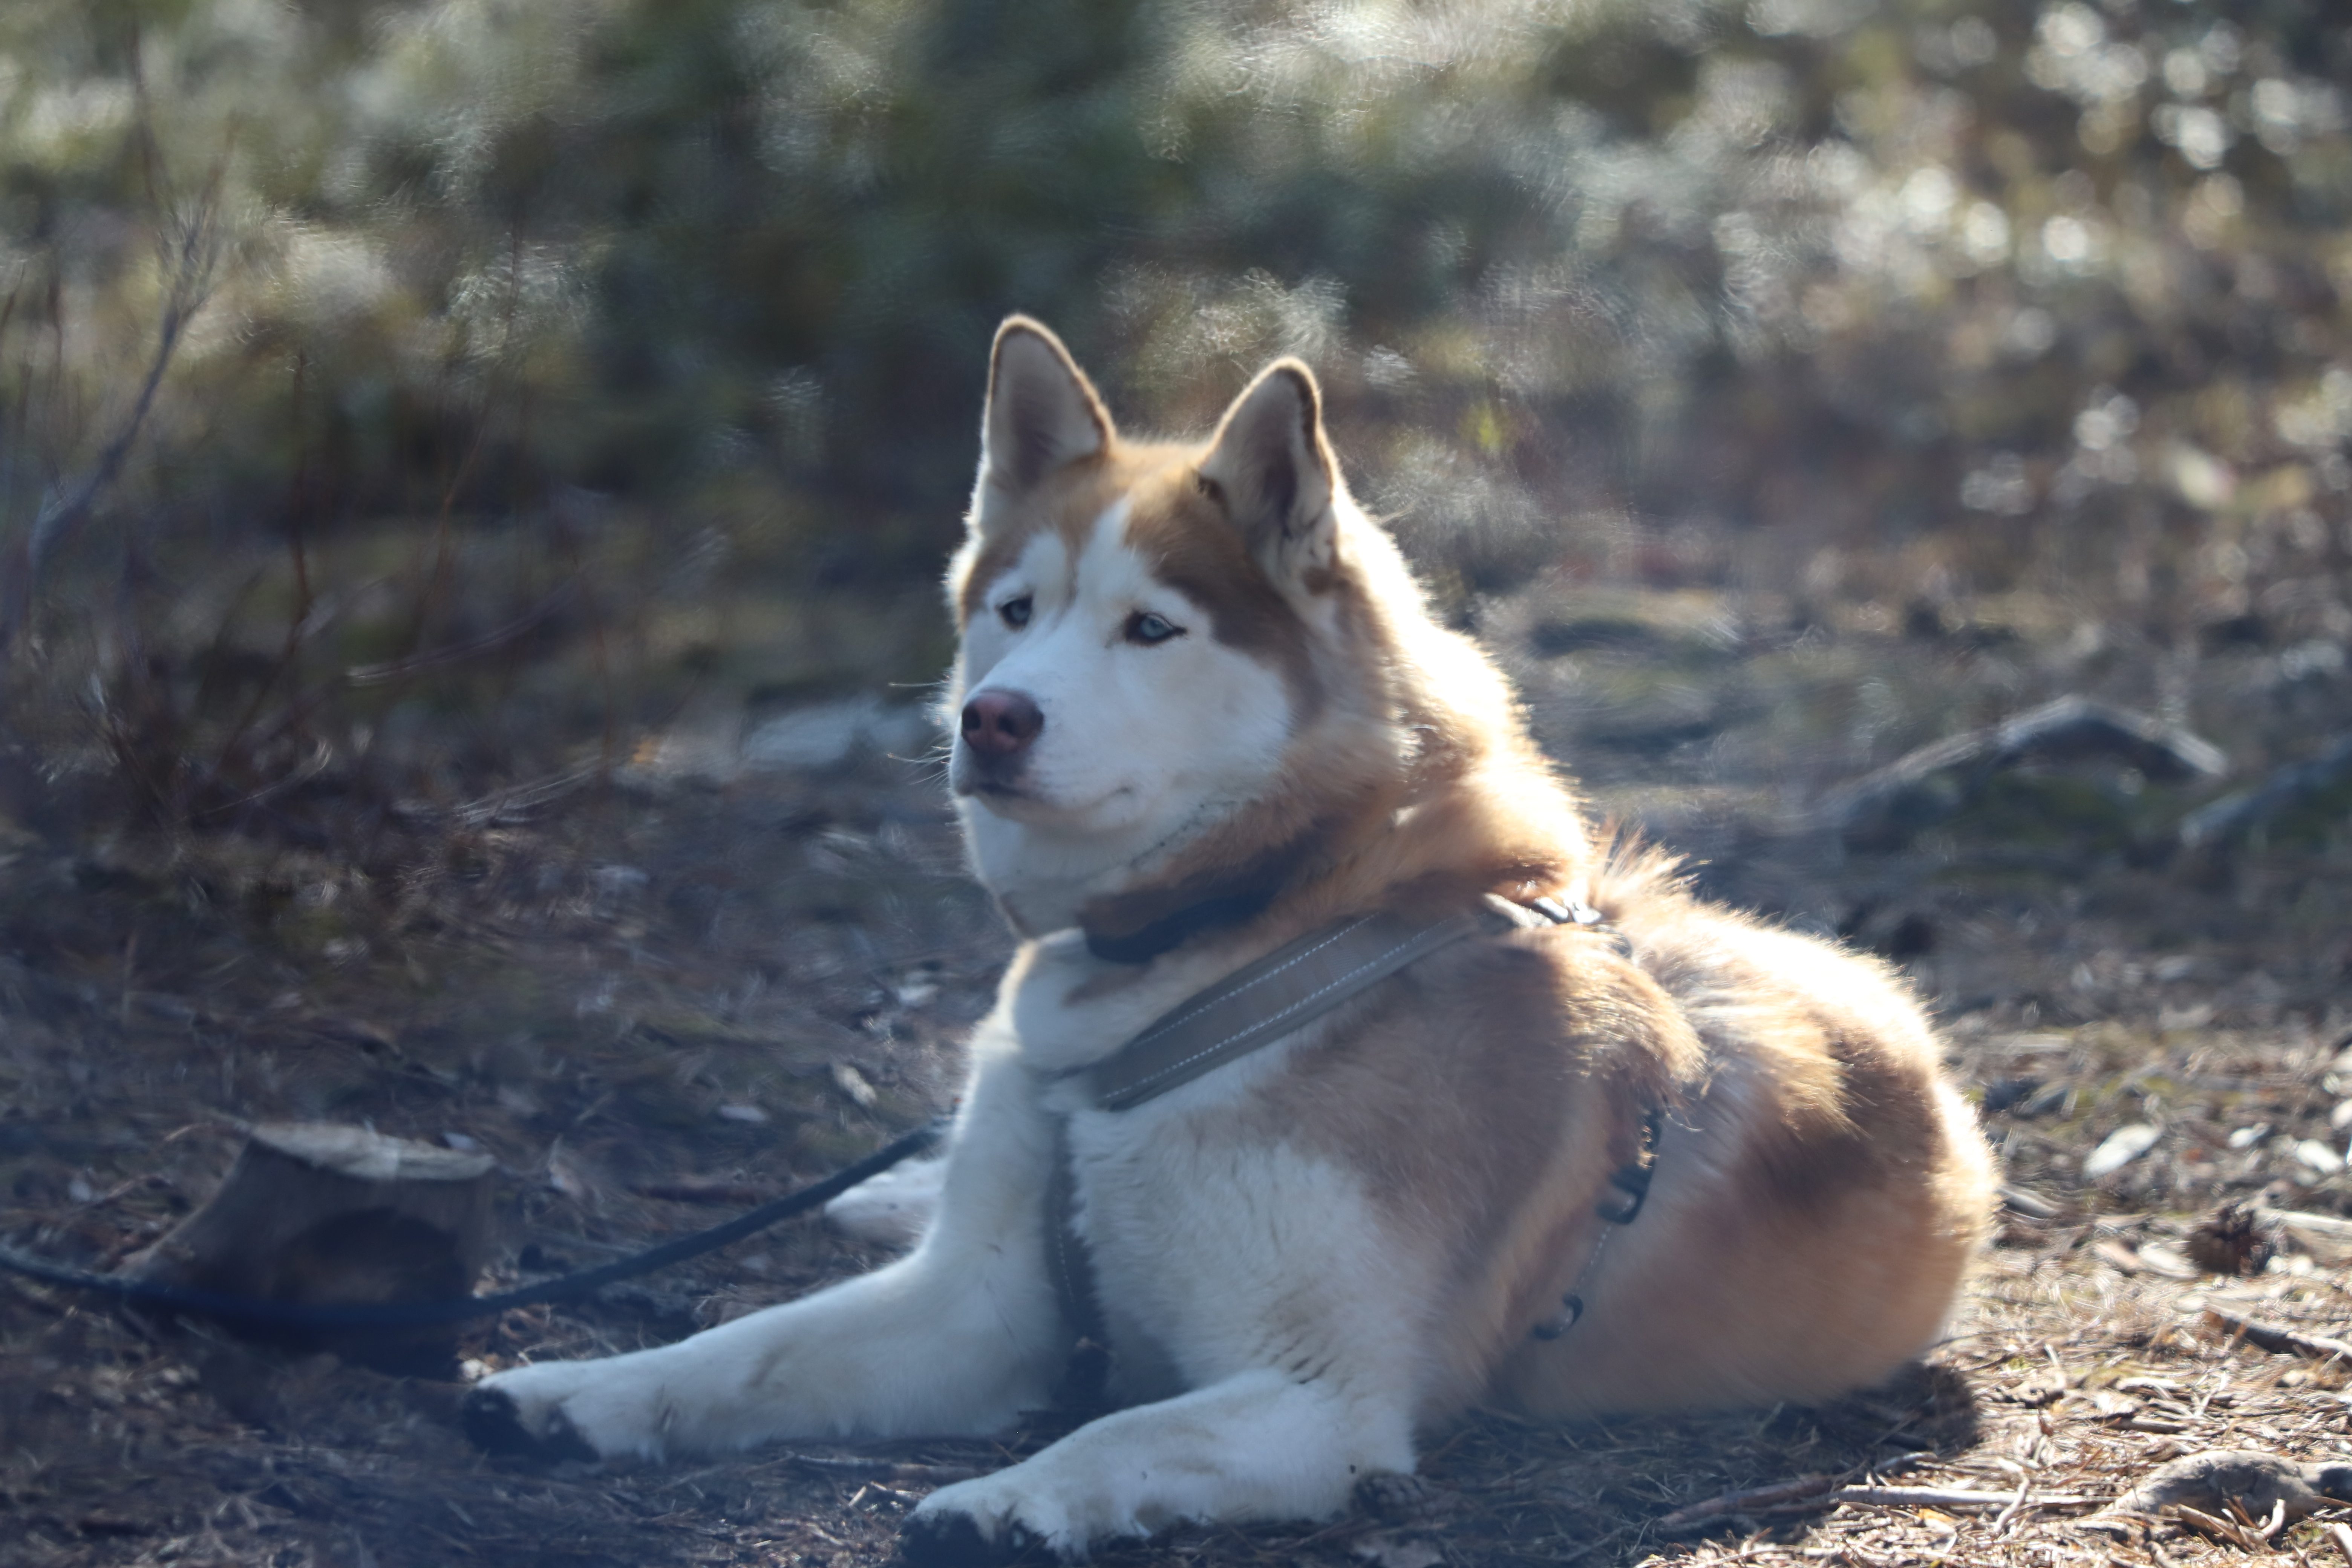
[1125,611,1184,646]
[998,596,1033,629]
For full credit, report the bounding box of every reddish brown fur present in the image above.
[957,318,1996,1426]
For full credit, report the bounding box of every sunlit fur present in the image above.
[474,318,1997,1562]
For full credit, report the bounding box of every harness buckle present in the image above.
[1596,1164,1651,1225]
[1527,894,1606,928]
[1595,1107,1664,1225]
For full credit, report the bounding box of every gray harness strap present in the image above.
[1043,892,1641,1406]
[1042,904,1500,1405]
[1087,907,1493,1111]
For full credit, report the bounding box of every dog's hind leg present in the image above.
[903,1366,1416,1563]
[824,1153,947,1247]
[466,1038,1066,1461]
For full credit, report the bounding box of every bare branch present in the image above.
[0,37,230,664]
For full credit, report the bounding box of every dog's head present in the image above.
[944,317,1536,943]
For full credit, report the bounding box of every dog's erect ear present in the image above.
[977,317,1112,509]
[1198,360,1337,585]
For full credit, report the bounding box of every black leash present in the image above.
[0,1116,951,1332]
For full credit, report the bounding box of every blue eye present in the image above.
[1126,611,1184,646]
[999,596,1033,628]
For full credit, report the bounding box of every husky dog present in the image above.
[467,318,1995,1562]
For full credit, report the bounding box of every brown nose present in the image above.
[960,690,1044,758]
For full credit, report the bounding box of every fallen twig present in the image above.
[2327,1518,2352,1568]
[1988,1471,2033,1534]
[1811,695,2225,841]
[2174,1504,2259,1549]
[1828,1484,2101,1512]
[1656,1476,2099,1533]
[1656,1475,1836,1532]
[2201,1305,2352,1362]
[781,1453,983,1484]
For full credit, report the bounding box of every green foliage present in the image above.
[0,0,2347,797]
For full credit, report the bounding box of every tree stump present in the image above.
[123,1122,496,1375]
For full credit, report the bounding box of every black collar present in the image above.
[1081,884,1277,964]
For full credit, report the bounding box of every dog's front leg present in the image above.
[902,1367,1416,1562]
[466,1043,1064,1462]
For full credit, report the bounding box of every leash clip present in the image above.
[1527,894,1606,928]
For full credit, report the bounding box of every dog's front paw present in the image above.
[902,1475,1074,1565]
[462,1361,668,1464]
[461,1381,601,1462]
[897,1506,1050,1566]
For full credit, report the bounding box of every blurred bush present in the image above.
[0,0,2346,795]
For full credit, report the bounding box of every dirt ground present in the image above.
[3,575,2351,1568]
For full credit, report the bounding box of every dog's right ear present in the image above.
[975,318,1112,521]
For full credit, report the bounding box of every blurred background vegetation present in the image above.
[3,17,2352,1553]
[4,11,2350,1555]
[0,0,2346,868]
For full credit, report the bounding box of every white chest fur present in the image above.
[1001,929,1253,1080]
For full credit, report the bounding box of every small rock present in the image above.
[2085,1123,2161,1179]
[2103,1448,2352,1525]
[2089,1387,2139,1420]
[2292,1139,2343,1175]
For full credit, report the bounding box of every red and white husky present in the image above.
[469,318,1995,1561]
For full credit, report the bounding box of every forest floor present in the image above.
[3,569,2351,1568]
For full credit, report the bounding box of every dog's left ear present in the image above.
[978,317,1113,508]
[1199,360,1338,586]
